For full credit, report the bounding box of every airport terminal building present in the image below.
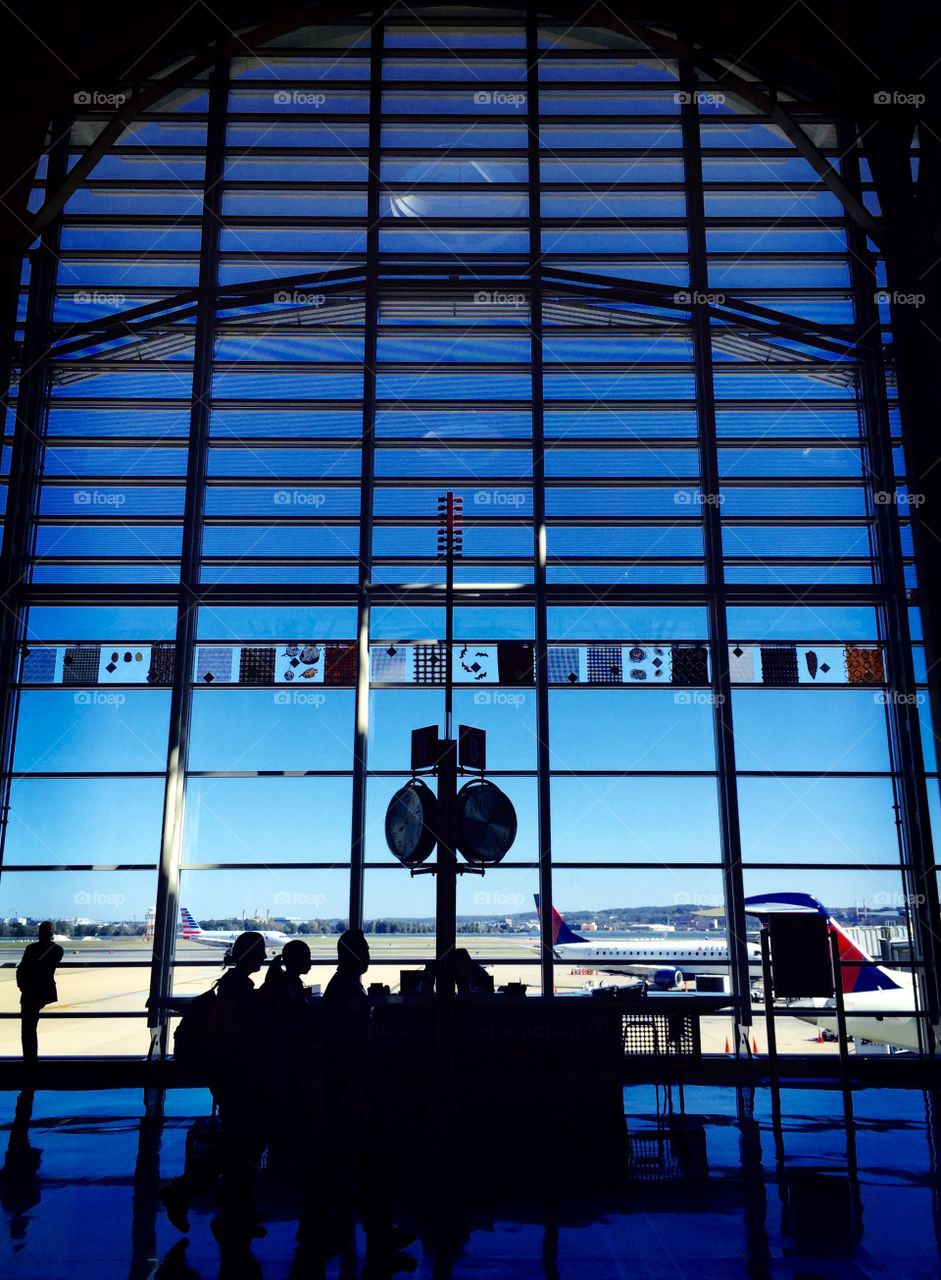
[1,2,941,1274]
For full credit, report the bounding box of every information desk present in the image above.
[368,996,624,1165]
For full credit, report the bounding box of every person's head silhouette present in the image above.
[280,939,312,977]
[337,929,369,975]
[37,922,54,944]
[223,931,266,974]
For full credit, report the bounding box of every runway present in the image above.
[0,935,846,1059]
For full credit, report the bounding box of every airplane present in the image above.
[179,906,291,951]
[535,895,763,987]
[743,892,918,1051]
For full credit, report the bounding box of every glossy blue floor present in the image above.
[1,1082,939,1279]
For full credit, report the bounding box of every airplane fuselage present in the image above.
[782,975,919,1050]
[183,930,291,949]
[553,936,764,980]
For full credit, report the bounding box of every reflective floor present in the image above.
[1,1082,939,1278]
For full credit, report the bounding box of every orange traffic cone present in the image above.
[753,1037,759,1055]
[817,1029,825,1043]
[724,1036,730,1054]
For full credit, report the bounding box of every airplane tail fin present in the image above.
[743,892,903,994]
[534,894,586,946]
[180,906,202,937]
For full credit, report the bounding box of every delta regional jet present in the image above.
[179,907,291,951]
[536,895,763,986]
[743,892,918,1051]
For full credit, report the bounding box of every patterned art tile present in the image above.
[671,645,709,686]
[844,645,885,685]
[370,644,409,683]
[99,646,151,684]
[621,644,670,683]
[21,647,59,683]
[547,646,582,684]
[497,642,535,685]
[759,644,799,686]
[586,645,622,683]
[727,645,757,683]
[62,645,101,686]
[323,643,358,685]
[195,647,234,685]
[454,643,496,683]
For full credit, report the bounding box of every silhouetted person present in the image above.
[16,923,63,1068]
[161,931,269,1244]
[262,940,318,1172]
[297,929,414,1263]
[262,939,313,1051]
[453,949,492,996]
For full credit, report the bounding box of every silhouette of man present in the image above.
[300,929,414,1263]
[16,923,63,1068]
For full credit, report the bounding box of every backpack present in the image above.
[173,987,217,1077]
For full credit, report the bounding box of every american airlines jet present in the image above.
[179,907,291,951]
[536,896,763,986]
[743,892,918,1051]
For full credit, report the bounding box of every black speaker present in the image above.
[769,912,834,998]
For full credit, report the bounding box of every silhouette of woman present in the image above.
[161,931,269,1244]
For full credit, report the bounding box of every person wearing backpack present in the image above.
[161,931,269,1242]
[260,940,318,1173]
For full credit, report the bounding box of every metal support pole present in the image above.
[436,494,458,1003]
[349,11,384,932]
[829,926,853,1094]
[760,929,778,1091]
[526,3,555,1000]
[0,122,70,878]
[679,60,752,1048]
[146,59,228,1052]
[840,125,941,1052]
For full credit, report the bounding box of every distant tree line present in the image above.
[0,920,148,939]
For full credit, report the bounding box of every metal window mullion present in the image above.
[840,124,941,1047]
[0,121,70,882]
[147,60,228,1043]
[348,14,384,933]
[526,5,554,998]
[679,62,752,1040]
